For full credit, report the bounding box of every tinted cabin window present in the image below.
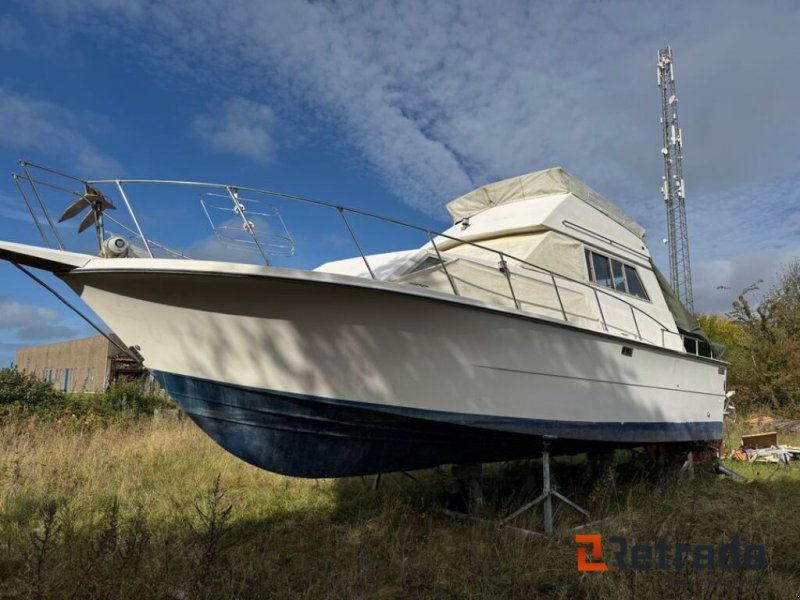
[408,255,442,274]
[585,248,649,301]
[624,265,648,300]
[591,253,613,288]
[611,260,627,292]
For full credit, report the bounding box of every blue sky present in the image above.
[1,0,799,366]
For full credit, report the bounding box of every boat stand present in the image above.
[446,441,594,536]
[501,441,591,535]
[679,446,749,483]
[680,451,695,479]
[714,462,748,482]
[370,470,418,491]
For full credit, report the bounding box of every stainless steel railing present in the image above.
[10,160,679,350]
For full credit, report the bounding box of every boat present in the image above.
[0,162,728,477]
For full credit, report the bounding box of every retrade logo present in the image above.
[575,534,766,572]
[576,534,608,571]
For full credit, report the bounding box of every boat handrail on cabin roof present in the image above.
[11,160,678,348]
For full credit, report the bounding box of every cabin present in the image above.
[317,167,714,357]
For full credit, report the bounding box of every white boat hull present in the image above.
[55,259,725,476]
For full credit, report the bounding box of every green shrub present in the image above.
[100,378,175,415]
[0,368,176,425]
[0,366,65,408]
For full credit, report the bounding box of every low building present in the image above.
[15,334,144,393]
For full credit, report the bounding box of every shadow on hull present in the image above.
[153,371,722,478]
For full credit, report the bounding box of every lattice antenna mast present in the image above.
[657,46,694,312]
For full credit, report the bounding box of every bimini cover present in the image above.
[446,167,646,240]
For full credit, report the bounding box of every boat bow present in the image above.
[0,240,93,273]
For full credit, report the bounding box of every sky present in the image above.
[1,0,799,366]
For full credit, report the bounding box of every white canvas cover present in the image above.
[524,232,586,281]
[396,257,601,329]
[444,231,587,282]
[446,167,645,240]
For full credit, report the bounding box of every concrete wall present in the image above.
[15,335,115,393]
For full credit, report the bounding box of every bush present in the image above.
[0,368,176,425]
[100,378,175,415]
[0,366,65,408]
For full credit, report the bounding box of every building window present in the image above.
[585,248,649,301]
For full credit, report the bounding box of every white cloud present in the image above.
[692,248,800,315]
[0,295,81,355]
[25,3,799,192]
[193,97,276,164]
[36,1,800,208]
[16,323,79,340]
[184,234,264,264]
[0,86,121,175]
[0,193,34,223]
[652,175,800,313]
[24,0,800,314]
[0,296,58,327]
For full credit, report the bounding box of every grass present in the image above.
[0,415,798,599]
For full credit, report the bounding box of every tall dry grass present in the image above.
[0,417,798,599]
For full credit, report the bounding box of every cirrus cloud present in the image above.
[0,86,121,175]
[193,97,277,165]
[20,0,800,313]
[0,295,58,327]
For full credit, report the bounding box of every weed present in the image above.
[26,500,62,600]
[0,419,797,598]
[191,474,234,592]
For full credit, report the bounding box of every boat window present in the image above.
[585,248,649,300]
[408,255,443,274]
[611,260,627,292]
[624,265,648,300]
[591,252,613,288]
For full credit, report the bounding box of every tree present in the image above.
[720,259,800,413]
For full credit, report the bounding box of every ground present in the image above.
[0,415,798,599]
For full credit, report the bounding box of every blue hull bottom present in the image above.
[152,371,722,478]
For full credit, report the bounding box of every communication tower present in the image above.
[657,46,694,312]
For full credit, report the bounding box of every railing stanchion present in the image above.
[13,173,51,248]
[338,207,375,280]
[224,186,270,265]
[427,231,458,296]
[630,305,641,340]
[551,273,567,322]
[116,181,154,258]
[593,288,608,331]
[498,253,521,310]
[20,162,65,250]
